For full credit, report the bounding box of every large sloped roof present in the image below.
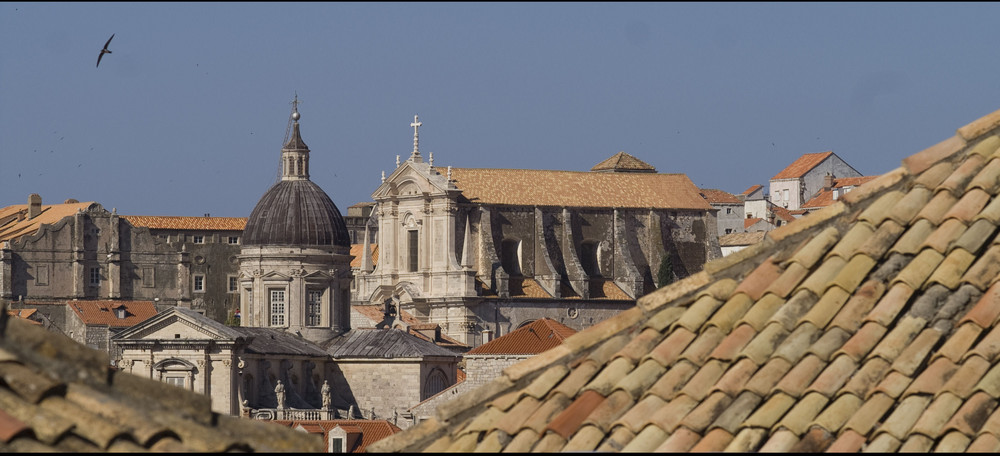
[122,215,246,231]
[447,168,712,210]
[323,328,462,359]
[772,151,835,180]
[0,200,96,243]
[0,303,324,452]
[68,300,158,327]
[370,107,1000,453]
[468,319,577,356]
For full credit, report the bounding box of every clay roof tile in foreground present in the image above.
[0,302,325,452]
[370,107,1000,453]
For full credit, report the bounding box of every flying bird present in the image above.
[96,33,114,68]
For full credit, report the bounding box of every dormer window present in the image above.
[115,307,127,319]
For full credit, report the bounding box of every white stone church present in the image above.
[112,103,460,426]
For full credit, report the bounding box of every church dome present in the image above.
[243,180,351,247]
[242,102,351,247]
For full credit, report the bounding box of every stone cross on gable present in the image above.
[410,115,422,158]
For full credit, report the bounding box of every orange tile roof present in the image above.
[6,309,41,325]
[699,188,742,204]
[122,215,246,231]
[68,300,158,327]
[771,151,834,180]
[802,176,882,209]
[372,106,1000,453]
[349,244,379,268]
[590,151,657,172]
[742,184,763,195]
[0,201,97,243]
[744,217,763,229]
[770,204,797,223]
[273,419,402,452]
[448,168,712,210]
[468,318,576,355]
[509,277,553,299]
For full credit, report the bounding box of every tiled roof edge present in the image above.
[367,416,443,453]
[901,135,967,175]
[957,107,1000,141]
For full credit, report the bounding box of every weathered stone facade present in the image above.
[0,196,244,324]
[353,124,721,346]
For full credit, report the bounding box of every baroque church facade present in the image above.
[352,117,722,345]
[110,104,461,426]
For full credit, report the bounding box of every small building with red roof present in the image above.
[700,188,745,236]
[274,419,402,452]
[64,299,158,354]
[769,151,863,210]
[406,318,576,426]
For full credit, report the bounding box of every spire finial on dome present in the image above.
[291,92,301,121]
[280,93,309,180]
[410,115,422,161]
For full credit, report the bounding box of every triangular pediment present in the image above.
[260,270,292,280]
[303,269,333,280]
[113,307,245,342]
[371,159,458,200]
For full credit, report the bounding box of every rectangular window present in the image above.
[782,189,789,201]
[89,267,101,286]
[228,276,239,293]
[193,275,205,292]
[726,207,732,214]
[193,235,204,244]
[725,228,733,234]
[142,267,155,288]
[332,437,344,453]
[408,230,419,272]
[270,289,285,326]
[306,289,322,326]
[164,376,185,388]
[228,236,239,244]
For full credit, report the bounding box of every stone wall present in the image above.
[3,206,243,324]
[331,360,423,422]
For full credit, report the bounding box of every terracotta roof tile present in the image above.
[771,151,835,180]
[67,300,158,327]
[121,215,246,231]
[590,151,656,172]
[468,318,576,355]
[0,201,97,243]
[0,303,323,452]
[699,188,742,204]
[372,107,1000,454]
[448,167,711,209]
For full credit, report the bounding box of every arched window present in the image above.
[153,358,197,390]
[422,368,449,399]
[500,239,521,275]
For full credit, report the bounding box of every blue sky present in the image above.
[3,2,999,217]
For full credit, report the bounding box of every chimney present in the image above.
[823,173,835,191]
[28,194,42,219]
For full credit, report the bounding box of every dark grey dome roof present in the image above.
[243,180,351,247]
